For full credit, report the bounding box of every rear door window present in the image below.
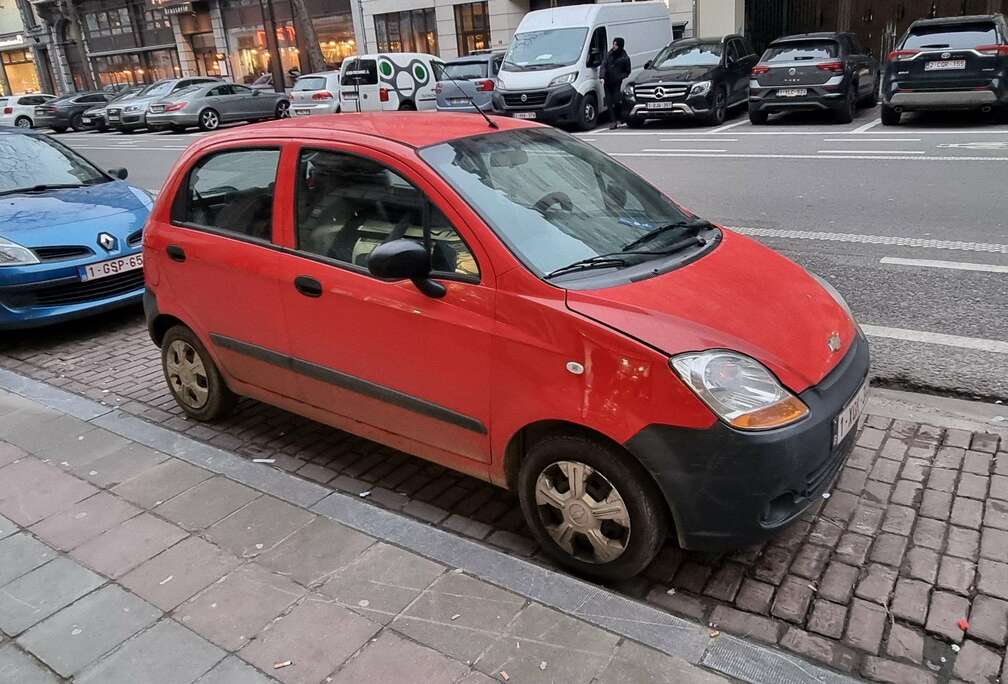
[902,22,999,50]
[342,59,378,85]
[762,41,840,62]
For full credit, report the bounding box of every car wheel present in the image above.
[576,93,598,132]
[625,115,646,129]
[198,108,221,131]
[706,87,727,126]
[881,104,901,126]
[518,434,668,580]
[70,113,85,132]
[836,86,855,124]
[161,326,236,422]
[14,116,32,128]
[862,75,880,106]
[749,109,768,125]
[275,100,290,119]
[95,122,107,132]
[51,126,67,134]
[397,101,417,111]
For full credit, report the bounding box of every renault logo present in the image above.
[97,232,117,252]
[827,332,842,353]
[520,93,528,103]
[654,86,665,99]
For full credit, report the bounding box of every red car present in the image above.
[143,113,868,579]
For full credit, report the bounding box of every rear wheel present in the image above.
[70,113,85,132]
[14,116,31,128]
[861,75,880,106]
[518,434,668,580]
[836,86,855,124]
[161,325,236,422]
[576,93,599,131]
[275,100,290,119]
[625,115,646,129]
[749,109,768,125]
[51,126,67,134]
[397,100,416,111]
[198,108,221,131]
[881,104,901,126]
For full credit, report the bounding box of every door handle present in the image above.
[166,245,186,262]
[294,275,323,298]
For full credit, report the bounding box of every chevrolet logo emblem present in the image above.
[827,332,842,353]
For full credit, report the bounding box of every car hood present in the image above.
[498,65,579,90]
[635,64,719,84]
[564,230,858,393]
[0,182,151,247]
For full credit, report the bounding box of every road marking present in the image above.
[879,257,1008,273]
[817,149,926,154]
[851,118,882,133]
[659,138,738,142]
[709,119,750,133]
[642,148,729,153]
[822,138,922,142]
[938,141,1008,150]
[613,152,1008,161]
[860,325,1008,355]
[731,226,1008,254]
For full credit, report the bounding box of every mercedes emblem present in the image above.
[97,232,117,252]
[654,86,665,99]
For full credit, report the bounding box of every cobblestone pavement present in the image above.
[3,306,1007,683]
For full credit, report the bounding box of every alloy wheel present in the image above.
[714,90,726,123]
[201,110,219,129]
[165,340,210,409]
[276,101,290,118]
[15,117,31,128]
[534,460,631,564]
[584,102,596,124]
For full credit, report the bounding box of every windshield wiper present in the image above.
[621,219,712,252]
[0,183,85,197]
[545,234,708,281]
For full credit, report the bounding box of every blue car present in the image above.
[0,129,152,329]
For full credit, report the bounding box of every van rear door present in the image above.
[340,58,378,112]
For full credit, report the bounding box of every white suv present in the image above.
[0,94,56,128]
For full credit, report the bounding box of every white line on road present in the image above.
[822,138,922,142]
[851,118,883,133]
[642,148,729,153]
[613,152,1008,161]
[817,149,926,154]
[731,226,1008,254]
[860,325,1008,355]
[709,120,750,133]
[659,138,739,142]
[879,257,1008,273]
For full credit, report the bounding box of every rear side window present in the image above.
[762,41,839,62]
[172,149,280,242]
[294,76,327,91]
[444,60,488,79]
[902,22,999,50]
[342,59,378,85]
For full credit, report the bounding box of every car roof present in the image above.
[770,32,848,44]
[204,112,540,149]
[909,14,1002,28]
[446,52,504,62]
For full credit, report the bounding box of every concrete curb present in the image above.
[0,367,858,683]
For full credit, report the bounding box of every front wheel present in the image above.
[518,434,668,580]
[625,115,646,129]
[881,104,901,126]
[198,108,221,131]
[70,113,85,132]
[576,93,599,132]
[749,109,768,125]
[161,325,237,422]
[705,87,727,126]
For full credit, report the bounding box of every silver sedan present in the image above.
[146,83,290,132]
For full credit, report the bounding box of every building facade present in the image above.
[0,0,55,94]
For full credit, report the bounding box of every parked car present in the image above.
[493,2,670,130]
[881,14,1008,125]
[147,82,290,132]
[621,35,758,127]
[290,71,341,118]
[0,129,151,328]
[436,52,505,113]
[144,113,868,580]
[338,52,446,112]
[0,94,56,129]
[34,91,110,133]
[81,85,146,132]
[106,77,219,132]
[748,32,880,124]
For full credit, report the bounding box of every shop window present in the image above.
[454,2,490,56]
[313,13,356,68]
[374,8,438,55]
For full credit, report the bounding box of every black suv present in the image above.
[33,92,110,133]
[881,14,1008,125]
[748,32,879,124]
[621,35,757,127]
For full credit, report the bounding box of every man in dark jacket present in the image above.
[600,37,631,129]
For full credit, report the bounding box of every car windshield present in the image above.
[443,60,488,79]
[652,42,723,67]
[763,41,839,62]
[0,134,107,193]
[294,76,328,91]
[419,128,695,277]
[141,81,175,99]
[903,22,998,49]
[111,88,142,102]
[502,28,588,71]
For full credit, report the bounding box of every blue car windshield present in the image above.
[0,135,107,194]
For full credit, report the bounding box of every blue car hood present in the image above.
[0,182,151,248]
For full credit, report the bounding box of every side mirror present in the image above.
[252,89,261,96]
[368,239,446,298]
[108,168,128,180]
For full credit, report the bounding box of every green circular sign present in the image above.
[378,60,393,77]
[413,64,427,81]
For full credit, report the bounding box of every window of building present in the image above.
[454,2,490,56]
[374,8,438,55]
[84,8,133,38]
[1,50,41,94]
[313,13,357,68]
[142,9,171,31]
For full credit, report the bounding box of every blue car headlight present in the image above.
[0,237,39,266]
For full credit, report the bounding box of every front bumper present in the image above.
[749,86,847,114]
[146,111,199,128]
[626,94,714,120]
[625,332,870,551]
[109,112,148,130]
[492,84,581,123]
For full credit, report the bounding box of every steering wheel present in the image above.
[533,191,574,215]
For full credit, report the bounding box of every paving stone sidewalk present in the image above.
[3,309,1008,683]
[0,387,733,684]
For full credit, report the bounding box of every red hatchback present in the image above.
[144,113,868,579]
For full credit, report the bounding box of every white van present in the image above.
[493,2,671,130]
[338,52,446,112]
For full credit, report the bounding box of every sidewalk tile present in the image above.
[0,442,29,469]
[0,558,104,635]
[392,572,526,662]
[35,427,131,468]
[71,513,187,578]
[0,533,57,587]
[595,639,727,683]
[0,643,60,684]
[30,492,140,551]
[175,563,303,651]
[18,585,160,677]
[476,603,618,682]
[71,442,170,488]
[205,496,314,559]
[112,459,213,509]
[3,414,91,454]
[257,517,374,587]
[155,477,260,531]
[120,536,241,611]
[328,630,467,684]
[320,543,445,625]
[240,597,380,684]
[75,619,224,684]
[457,672,497,684]
[0,513,14,540]
[195,655,276,684]
[0,458,97,526]
[967,595,1008,646]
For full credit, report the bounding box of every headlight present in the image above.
[548,72,578,87]
[810,273,853,319]
[623,84,635,98]
[0,237,40,266]
[124,104,146,113]
[690,80,712,97]
[670,351,809,430]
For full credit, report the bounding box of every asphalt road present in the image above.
[53,105,1008,400]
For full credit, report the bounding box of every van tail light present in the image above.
[379,87,390,102]
[816,61,845,72]
[475,79,495,92]
[751,65,770,75]
[164,101,188,112]
[977,44,1008,56]
[888,49,920,61]
[311,90,334,100]
[2,107,11,115]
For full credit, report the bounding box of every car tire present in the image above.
[397,101,417,111]
[575,92,599,132]
[517,433,668,580]
[51,126,67,134]
[95,122,107,132]
[881,104,901,126]
[625,115,646,129]
[70,113,85,132]
[198,108,221,131]
[861,75,880,106]
[161,325,237,422]
[749,109,768,125]
[275,100,290,119]
[14,116,32,129]
[705,87,727,126]
[836,86,856,124]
